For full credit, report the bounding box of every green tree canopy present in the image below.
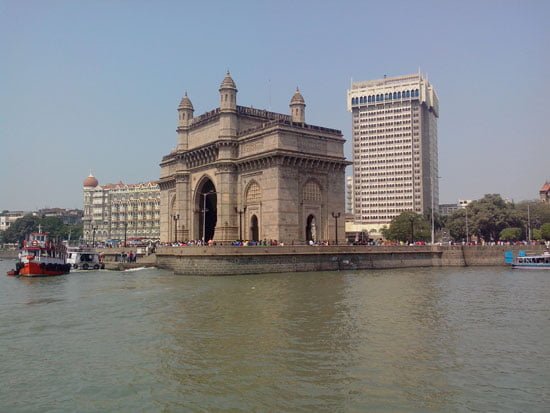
[499,227,523,241]
[381,211,430,243]
[541,223,550,241]
[516,201,550,229]
[1,214,82,245]
[446,194,524,242]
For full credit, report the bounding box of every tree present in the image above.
[381,211,430,243]
[532,228,542,241]
[1,214,83,245]
[516,201,550,230]
[541,223,550,241]
[2,214,40,244]
[499,227,523,242]
[446,209,468,241]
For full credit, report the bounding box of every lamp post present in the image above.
[527,204,531,243]
[410,216,415,245]
[92,225,97,247]
[235,206,247,241]
[201,191,216,243]
[465,207,469,244]
[123,222,128,247]
[172,214,179,243]
[431,175,441,245]
[331,212,341,245]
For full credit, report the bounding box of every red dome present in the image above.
[83,174,99,188]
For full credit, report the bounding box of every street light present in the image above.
[465,207,469,244]
[431,175,441,245]
[123,222,128,247]
[91,225,97,247]
[410,215,415,245]
[201,191,217,243]
[172,214,179,243]
[331,212,341,245]
[235,206,247,241]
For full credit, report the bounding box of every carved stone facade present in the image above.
[159,73,349,244]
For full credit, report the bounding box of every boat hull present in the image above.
[17,261,71,277]
[512,264,550,270]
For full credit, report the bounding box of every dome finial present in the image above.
[179,92,194,110]
[220,71,237,90]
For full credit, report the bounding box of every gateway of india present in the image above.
[159,72,348,244]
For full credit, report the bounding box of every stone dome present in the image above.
[83,174,99,188]
[219,71,237,90]
[290,87,305,105]
[178,92,194,110]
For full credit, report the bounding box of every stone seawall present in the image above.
[155,245,545,276]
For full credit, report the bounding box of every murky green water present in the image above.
[1,260,548,412]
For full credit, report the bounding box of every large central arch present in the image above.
[195,178,217,242]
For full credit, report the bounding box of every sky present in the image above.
[1,0,549,211]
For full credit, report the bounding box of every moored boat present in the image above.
[510,251,550,270]
[6,230,71,277]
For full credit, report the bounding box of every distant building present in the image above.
[37,208,83,225]
[347,73,439,234]
[458,199,472,209]
[439,199,472,216]
[159,72,348,244]
[439,203,459,216]
[540,182,550,203]
[82,174,160,244]
[0,211,26,231]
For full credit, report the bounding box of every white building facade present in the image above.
[347,73,439,233]
[346,176,354,215]
[83,175,160,244]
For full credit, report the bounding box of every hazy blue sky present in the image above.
[1,0,549,210]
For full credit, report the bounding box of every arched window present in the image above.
[393,92,397,99]
[246,182,261,204]
[415,89,419,97]
[406,90,410,98]
[303,181,321,202]
[398,91,401,98]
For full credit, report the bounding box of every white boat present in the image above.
[512,251,550,269]
[66,248,105,270]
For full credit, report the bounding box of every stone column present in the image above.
[214,163,239,242]
[175,173,190,241]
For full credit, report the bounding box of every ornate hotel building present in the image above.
[159,72,348,244]
[347,73,439,233]
[82,175,160,244]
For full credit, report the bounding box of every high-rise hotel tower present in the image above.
[347,74,439,232]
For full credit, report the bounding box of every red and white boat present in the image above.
[7,230,71,277]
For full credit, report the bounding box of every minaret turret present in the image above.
[218,71,238,142]
[289,87,306,124]
[219,71,237,112]
[177,92,194,150]
[178,92,194,128]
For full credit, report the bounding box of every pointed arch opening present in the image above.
[250,215,259,242]
[195,178,217,242]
